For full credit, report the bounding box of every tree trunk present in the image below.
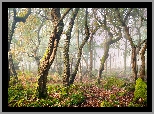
[79,62,82,83]
[8,8,31,87]
[8,60,10,88]
[124,38,127,74]
[80,30,84,83]
[38,8,71,98]
[97,28,122,84]
[93,42,96,70]
[105,60,107,73]
[105,30,108,73]
[8,12,16,87]
[110,54,111,74]
[132,47,138,82]
[89,34,93,77]
[76,15,82,82]
[63,8,79,86]
[139,41,147,81]
[70,57,73,75]
[115,8,139,82]
[69,8,89,85]
[124,26,138,82]
[8,53,17,77]
[97,42,109,84]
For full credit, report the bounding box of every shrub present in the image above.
[125,83,135,92]
[70,92,85,106]
[103,76,125,90]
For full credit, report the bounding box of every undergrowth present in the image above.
[8,73,147,107]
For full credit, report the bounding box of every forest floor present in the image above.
[8,72,147,107]
[80,84,134,107]
[50,75,134,107]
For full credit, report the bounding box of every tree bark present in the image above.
[97,42,109,84]
[115,8,143,83]
[63,8,79,86]
[69,8,90,85]
[124,37,127,74]
[76,14,82,82]
[131,46,138,82]
[89,33,93,77]
[38,8,71,98]
[97,29,122,84]
[139,40,147,81]
[8,8,31,87]
[8,52,17,77]
[110,54,111,74]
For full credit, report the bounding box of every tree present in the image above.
[63,8,79,86]
[93,8,123,84]
[37,8,72,98]
[124,37,128,74]
[139,39,147,81]
[8,8,31,87]
[8,51,18,79]
[26,18,45,68]
[89,25,94,78]
[69,8,90,85]
[115,8,147,82]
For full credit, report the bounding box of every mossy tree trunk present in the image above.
[97,12,122,84]
[63,8,79,86]
[89,30,93,78]
[124,25,138,82]
[8,52,17,78]
[97,29,122,84]
[97,41,109,84]
[124,37,127,75]
[91,9,124,84]
[38,8,72,98]
[115,8,141,83]
[69,8,90,85]
[132,46,138,81]
[115,8,147,82]
[139,40,147,81]
[76,14,82,82]
[8,8,31,87]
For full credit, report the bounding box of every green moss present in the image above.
[70,92,85,105]
[40,48,50,63]
[100,56,105,63]
[100,100,113,107]
[133,78,147,103]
